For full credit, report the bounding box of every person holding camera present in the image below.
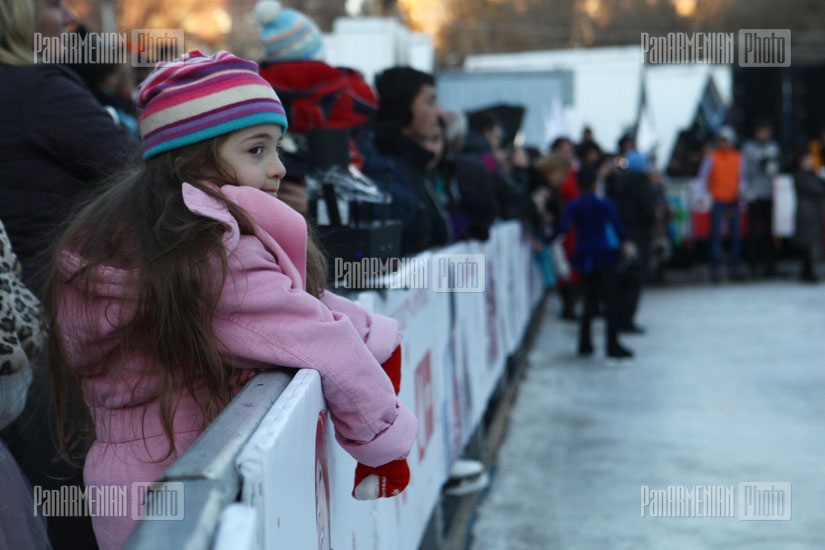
[741,119,781,278]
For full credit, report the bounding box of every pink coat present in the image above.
[56,183,417,549]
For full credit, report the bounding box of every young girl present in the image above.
[46,51,416,550]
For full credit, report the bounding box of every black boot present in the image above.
[607,341,634,359]
[560,285,578,321]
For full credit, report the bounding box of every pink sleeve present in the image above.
[320,290,402,364]
[214,237,416,467]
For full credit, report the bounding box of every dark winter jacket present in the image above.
[793,170,825,251]
[450,154,499,241]
[0,63,137,289]
[605,170,656,252]
[462,131,532,221]
[362,124,451,255]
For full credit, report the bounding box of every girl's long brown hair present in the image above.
[46,137,327,465]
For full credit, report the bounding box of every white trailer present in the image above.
[460,45,732,167]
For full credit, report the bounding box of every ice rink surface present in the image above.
[471,282,825,550]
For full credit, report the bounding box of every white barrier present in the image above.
[231,221,544,550]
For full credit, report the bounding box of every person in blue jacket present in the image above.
[548,172,635,359]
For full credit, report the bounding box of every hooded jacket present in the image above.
[54,183,417,549]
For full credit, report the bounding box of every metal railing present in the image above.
[126,369,294,550]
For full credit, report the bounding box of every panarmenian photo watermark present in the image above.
[33,482,185,521]
[641,482,791,520]
[33,29,184,67]
[641,29,790,67]
[332,253,486,292]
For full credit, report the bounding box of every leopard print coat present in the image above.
[0,221,44,375]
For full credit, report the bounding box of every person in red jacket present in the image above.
[552,137,582,319]
[698,126,748,282]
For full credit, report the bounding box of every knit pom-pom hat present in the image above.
[137,50,288,160]
[254,0,324,63]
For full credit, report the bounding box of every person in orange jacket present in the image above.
[698,126,748,282]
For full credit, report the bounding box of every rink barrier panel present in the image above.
[126,370,294,550]
[126,220,544,550]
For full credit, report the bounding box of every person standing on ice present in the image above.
[699,126,748,282]
[547,173,635,359]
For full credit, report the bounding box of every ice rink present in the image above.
[470,282,825,550]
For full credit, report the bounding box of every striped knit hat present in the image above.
[137,50,288,160]
[254,0,324,63]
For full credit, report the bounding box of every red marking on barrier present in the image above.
[315,410,331,550]
[414,351,434,461]
[485,262,499,366]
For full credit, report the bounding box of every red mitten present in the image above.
[381,345,402,395]
[351,345,407,500]
[352,459,410,500]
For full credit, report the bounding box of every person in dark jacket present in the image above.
[62,24,139,136]
[0,4,136,549]
[548,176,635,359]
[551,137,583,321]
[0,17,137,291]
[605,150,656,333]
[464,112,533,221]
[365,66,450,255]
[742,119,781,278]
[793,150,825,282]
[442,111,499,240]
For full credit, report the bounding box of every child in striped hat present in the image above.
[254,0,325,63]
[45,50,415,550]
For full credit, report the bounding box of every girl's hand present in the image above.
[353,344,409,499]
[352,458,411,500]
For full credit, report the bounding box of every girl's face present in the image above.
[217,124,286,196]
[37,0,78,38]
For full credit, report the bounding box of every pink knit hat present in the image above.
[137,50,288,159]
